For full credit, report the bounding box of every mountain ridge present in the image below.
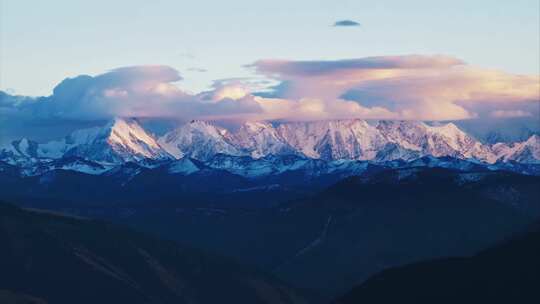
[1,118,539,174]
[335,220,540,304]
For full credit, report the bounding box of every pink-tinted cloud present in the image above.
[2,56,539,130]
[251,55,464,76]
[490,110,533,118]
[251,55,540,121]
[0,65,263,123]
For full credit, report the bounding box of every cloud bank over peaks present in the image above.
[1,65,264,122]
[1,55,538,144]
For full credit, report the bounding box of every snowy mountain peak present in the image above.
[242,121,274,132]
[23,117,172,164]
[276,119,384,160]
[107,118,161,149]
[158,120,241,160]
[494,134,540,164]
[526,134,539,144]
[234,121,294,158]
[104,117,170,161]
[376,120,496,162]
[11,138,39,158]
[0,138,41,164]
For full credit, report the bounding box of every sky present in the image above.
[1,0,539,96]
[0,0,539,143]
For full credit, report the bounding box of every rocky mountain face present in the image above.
[1,118,539,177]
[492,134,540,164]
[157,120,241,160]
[159,119,501,162]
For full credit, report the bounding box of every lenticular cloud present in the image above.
[250,55,540,121]
[1,55,538,127]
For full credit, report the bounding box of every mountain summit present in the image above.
[1,118,172,164]
[157,120,241,160]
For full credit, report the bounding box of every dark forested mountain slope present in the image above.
[0,202,308,304]
[336,221,540,304]
[258,168,538,294]
[83,168,540,297]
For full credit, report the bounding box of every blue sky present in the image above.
[1,0,539,96]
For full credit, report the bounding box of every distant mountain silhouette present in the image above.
[336,221,540,304]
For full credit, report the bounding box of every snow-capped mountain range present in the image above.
[157,119,539,165]
[1,117,539,177]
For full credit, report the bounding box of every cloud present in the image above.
[1,55,539,144]
[253,96,397,121]
[333,20,361,27]
[187,67,208,72]
[250,55,540,121]
[1,65,263,120]
[198,78,276,102]
[250,55,465,76]
[490,110,533,118]
[0,65,264,143]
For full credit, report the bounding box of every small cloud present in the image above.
[4,88,16,95]
[333,20,361,27]
[179,52,196,60]
[187,67,208,73]
[490,110,533,118]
